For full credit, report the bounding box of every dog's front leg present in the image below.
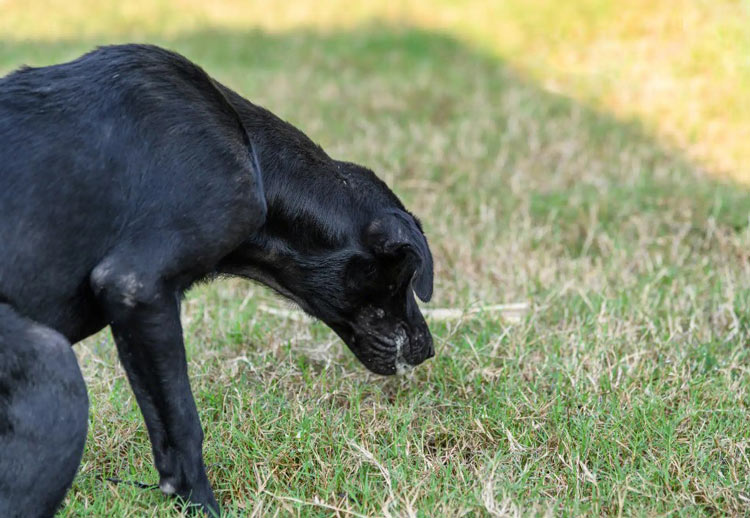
[91,265,219,516]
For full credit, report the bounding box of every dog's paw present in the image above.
[159,479,177,495]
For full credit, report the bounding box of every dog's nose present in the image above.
[422,334,435,359]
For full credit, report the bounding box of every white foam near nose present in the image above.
[394,331,413,375]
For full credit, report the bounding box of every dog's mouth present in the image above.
[330,318,432,376]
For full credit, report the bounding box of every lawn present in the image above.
[2,1,749,516]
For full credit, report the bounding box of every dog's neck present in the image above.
[230,95,357,247]
[216,87,358,277]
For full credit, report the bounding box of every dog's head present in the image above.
[330,208,434,375]
[222,161,434,375]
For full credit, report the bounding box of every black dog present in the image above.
[0,44,434,517]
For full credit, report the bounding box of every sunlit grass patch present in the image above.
[3,0,748,180]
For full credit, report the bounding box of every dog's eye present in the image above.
[346,257,379,291]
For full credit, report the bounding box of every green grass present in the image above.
[2,7,750,518]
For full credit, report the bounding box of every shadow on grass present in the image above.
[3,25,748,247]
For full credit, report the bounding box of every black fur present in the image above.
[0,44,433,516]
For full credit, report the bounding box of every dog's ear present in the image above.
[365,210,433,302]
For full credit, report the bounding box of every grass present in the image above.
[2,2,750,517]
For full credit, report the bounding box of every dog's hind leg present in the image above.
[0,303,89,518]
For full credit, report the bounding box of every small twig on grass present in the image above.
[348,441,394,496]
[256,304,311,322]
[423,303,529,323]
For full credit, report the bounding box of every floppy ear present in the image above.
[365,210,434,302]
